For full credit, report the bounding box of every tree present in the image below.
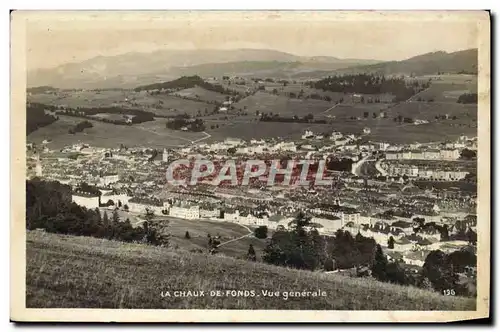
[421,250,458,292]
[208,235,220,254]
[185,231,191,239]
[466,228,477,245]
[254,226,268,239]
[371,244,388,282]
[247,244,257,261]
[385,261,410,285]
[440,224,450,241]
[102,212,109,226]
[123,204,129,212]
[323,258,336,271]
[460,148,477,160]
[112,210,120,223]
[388,236,395,249]
[263,212,320,271]
[95,208,102,224]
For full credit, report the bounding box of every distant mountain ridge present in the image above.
[27,48,477,89]
[331,49,478,76]
[27,48,381,89]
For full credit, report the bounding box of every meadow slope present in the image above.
[26,231,476,310]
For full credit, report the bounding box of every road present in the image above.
[190,131,211,144]
[351,155,373,176]
[322,103,340,114]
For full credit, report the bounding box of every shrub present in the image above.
[254,226,268,239]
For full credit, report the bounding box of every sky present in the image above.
[20,11,482,70]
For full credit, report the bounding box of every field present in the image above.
[206,121,332,142]
[27,115,206,149]
[89,113,133,122]
[171,86,228,103]
[94,212,268,258]
[148,217,268,257]
[279,84,395,103]
[28,90,130,108]
[129,94,213,117]
[26,231,476,310]
[28,89,214,118]
[233,91,334,117]
[27,74,478,146]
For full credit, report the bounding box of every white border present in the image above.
[3,2,497,330]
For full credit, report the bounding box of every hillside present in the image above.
[27,48,380,89]
[169,60,381,78]
[26,231,476,310]
[334,49,478,76]
[134,75,236,95]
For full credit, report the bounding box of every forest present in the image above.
[27,102,59,134]
[134,75,240,96]
[307,74,430,102]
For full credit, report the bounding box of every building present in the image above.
[272,142,297,152]
[440,149,460,160]
[312,216,343,233]
[200,207,220,219]
[169,204,200,220]
[330,131,343,140]
[72,191,100,209]
[309,204,361,229]
[302,130,314,139]
[423,150,441,160]
[410,151,424,160]
[127,197,165,214]
[376,142,390,151]
[99,173,119,186]
[385,151,398,160]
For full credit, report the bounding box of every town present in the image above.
[26,125,478,268]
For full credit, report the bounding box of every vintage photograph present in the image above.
[11,10,490,322]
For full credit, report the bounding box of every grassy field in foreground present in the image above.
[26,231,476,310]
